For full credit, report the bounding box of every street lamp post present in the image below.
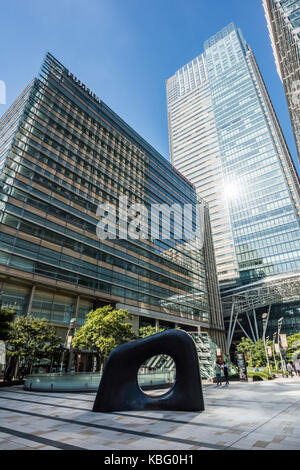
[272,331,278,370]
[67,323,77,373]
[277,317,286,376]
[262,313,272,377]
[60,318,76,374]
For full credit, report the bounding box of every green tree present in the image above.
[236,337,255,367]
[138,325,165,338]
[237,337,277,369]
[286,332,300,362]
[0,307,16,341]
[6,316,62,375]
[252,339,269,367]
[72,305,135,369]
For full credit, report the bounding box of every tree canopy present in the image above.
[236,337,255,366]
[286,332,300,362]
[72,305,135,366]
[236,337,273,367]
[138,325,165,338]
[236,331,300,368]
[0,307,16,341]
[6,315,62,362]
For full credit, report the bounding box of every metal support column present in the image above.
[253,308,259,341]
[26,285,36,317]
[226,302,235,354]
[272,332,278,370]
[236,319,251,341]
[246,312,257,343]
[278,318,286,374]
[228,312,239,353]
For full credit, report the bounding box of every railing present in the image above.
[23,369,176,392]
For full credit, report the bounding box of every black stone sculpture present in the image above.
[93,329,204,412]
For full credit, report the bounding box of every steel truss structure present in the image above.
[221,272,300,353]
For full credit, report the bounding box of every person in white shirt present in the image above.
[215,362,222,387]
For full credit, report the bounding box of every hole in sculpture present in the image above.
[137,354,176,397]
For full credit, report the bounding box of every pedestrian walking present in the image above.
[215,361,222,386]
[287,362,294,378]
[295,362,300,377]
[223,362,229,386]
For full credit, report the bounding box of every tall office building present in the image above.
[167,23,300,347]
[0,53,225,350]
[263,0,300,163]
[167,23,300,291]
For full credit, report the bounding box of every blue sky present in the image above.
[1,0,299,173]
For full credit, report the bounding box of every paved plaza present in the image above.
[0,378,300,450]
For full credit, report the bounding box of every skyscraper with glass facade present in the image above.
[167,24,300,350]
[0,53,225,349]
[166,23,300,346]
[263,0,300,163]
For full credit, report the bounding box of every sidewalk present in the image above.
[0,377,300,449]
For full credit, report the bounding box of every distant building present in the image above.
[166,23,300,350]
[263,0,300,163]
[0,53,225,350]
[166,23,300,289]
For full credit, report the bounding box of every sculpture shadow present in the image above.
[93,329,205,412]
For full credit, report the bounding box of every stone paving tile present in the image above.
[1,379,300,450]
[252,440,271,448]
[271,435,286,443]
[13,446,39,450]
[36,445,60,450]
[0,432,12,438]
[272,435,300,448]
[0,441,26,450]
[118,438,139,444]
[8,437,48,448]
[266,441,300,450]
